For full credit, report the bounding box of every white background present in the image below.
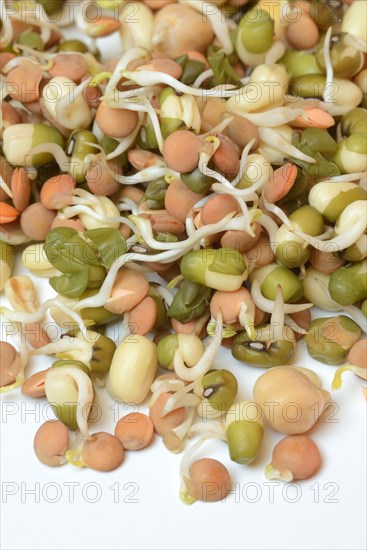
[1,25,367,550]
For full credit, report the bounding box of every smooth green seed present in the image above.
[226,420,264,465]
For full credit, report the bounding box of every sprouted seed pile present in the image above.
[0,0,366,504]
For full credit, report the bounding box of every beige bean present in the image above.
[245,232,275,268]
[163,130,203,173]
[22,369,48,398]
[220,222,261,253]
[20,203,55,241]
[82,432,124,472]
[153,4,214,57]
[149,392,186,437]
[201,194,240,225]
[254,367,330,435]
[105,268,149,314]
[309,248,345,274]
[128,296,157,336]
[86,158,121,196]
[0,341,21,387]
[212,134,240,178]
[95,102,139,138]
[10,168,31,212]
[165,179,205,223]
[115,412,154,450]
[34,420,69,467]
[5,275,39,313]
[49,53,88,82]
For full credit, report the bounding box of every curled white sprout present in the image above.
[162,381,201,416]
[231,138,256,188]
[59,204,138,233]
[179,430,226,503]
[193,69,214,88]
[258,213,280,251]
[119,69,241,97]
[200,115,234,138]
[105,47,147,97]
[45,365,93,438]
[0,2,13,48]
[1,299,87,334]
[73,248,187,311]
[25,143,70,172]
[174,312,223,382]
[251,279,313,314]
[325,172,367,182]
[141,97,164,153]
[0,175,13,199]
[55,77,93,129]
[323,27,334,104]
[284,315,308,335]
[228,107,306,127]
[270,285,286,342]
[265,41,286,65]
[344,33,367,54]
[30,336,91,359]
[156,285,174,307]
[261,196,293,227]
[129,211,259,252]
[258,127,317,164]
[293,219,366,252]
[238,301,256,340]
